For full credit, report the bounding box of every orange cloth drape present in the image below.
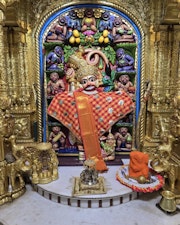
[73,92,102,158]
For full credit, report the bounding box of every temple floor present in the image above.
[33,165,138,208]
[0,159,179,225]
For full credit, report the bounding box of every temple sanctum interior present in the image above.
[0,0,180,224]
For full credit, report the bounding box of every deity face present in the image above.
[119,127,128,136]
[107,134,115,146]
[50,72,59,82]
[113,17,123,27]
[84,9,94,18]
[68,10,78,19]
[52,126,60,134]
[119,75,130,84]
[54,46,63,57]
[116,48,125,59]
[80,75,97,91]
[59,16,66,26]
[101,11,110,21]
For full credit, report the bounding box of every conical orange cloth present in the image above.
[129,151,149,179]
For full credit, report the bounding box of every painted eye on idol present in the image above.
[81,79,87,84]
[89,76,96,82]
[81,76,96,84]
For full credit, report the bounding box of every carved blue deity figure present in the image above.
[66,10,81,39]
[46,46,64,71]
[98,11,113,32]
[116,48,135,72]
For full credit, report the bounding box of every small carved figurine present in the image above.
[98,11,113,44]
[31,142,59,184]
[114,126,132,150]
[66,10,81,40]
[99,11,113,33]
[49,126,66,150]
[46,46,64,71]
[47,72,65,96]
[46,16,67,42]
[116,48,135,72]
[81,8,97,36]
[112,16,135,43]
[115,74,135,98]
[129,151,149,179]
[100,132,116,161]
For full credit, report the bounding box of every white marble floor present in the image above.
[34,165,139,208]
[0,185,180,225]
[0,160,180,225]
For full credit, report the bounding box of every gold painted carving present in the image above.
[0,89,58,205]
[150,94,180,213]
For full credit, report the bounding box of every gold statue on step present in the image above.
[0,90,59,205]
[150,94,180,212]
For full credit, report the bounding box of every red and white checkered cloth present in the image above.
[48,90,134,141]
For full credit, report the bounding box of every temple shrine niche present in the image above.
[40,6,139,163]
[0,0,180,209]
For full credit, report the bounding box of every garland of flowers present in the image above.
[116,166,164,193]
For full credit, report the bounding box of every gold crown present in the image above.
[77,63,98,82]
[68,54,98,82]
[68,54,82,68]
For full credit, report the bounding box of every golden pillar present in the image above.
[0,6,9,162]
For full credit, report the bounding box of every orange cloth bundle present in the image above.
[91,155,108,172]
[74,92,102,158]
[128,151,149,179]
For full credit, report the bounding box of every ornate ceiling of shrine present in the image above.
[0,0,180,28]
